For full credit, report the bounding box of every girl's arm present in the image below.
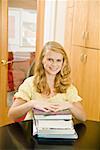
[8,98,33,121]
[8,98,58,121]
[68,101,86,121]
[53,101,86,122]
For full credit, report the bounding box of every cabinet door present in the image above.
[71,46,99,121]
[82,48,99,121]
[86,1,100,49]
[71,46,84,97]
[72,1,88,46]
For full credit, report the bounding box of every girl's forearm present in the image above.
[69,102,86,121]
[8,100,33,121]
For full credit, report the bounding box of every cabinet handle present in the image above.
[83,54,87,63]
[80,53,84,62]
[82,31,85,39]
[80,53,87,64]
[85,31,89,40]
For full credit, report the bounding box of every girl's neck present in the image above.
[45,73,55,89]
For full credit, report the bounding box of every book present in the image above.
[32,109,78,140]
[38,128,76,135]
[37,132,78,139]
[37,120,73,129]
[33,119,78,139]
[33,108,72,120]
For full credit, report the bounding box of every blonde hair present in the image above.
[34,41,71,95]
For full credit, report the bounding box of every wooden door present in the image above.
[71,46,100,121]
[0,0,12,126]
[72,0,88,47]
[86,1,100,49]
[0,0,45,127]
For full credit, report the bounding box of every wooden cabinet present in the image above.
[72,0,100,49]
[72,0,88,46]
[86,1,100,49]
[64,0,100,120]
[71,46,100,121]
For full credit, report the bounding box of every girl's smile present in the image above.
[42,50,63,75]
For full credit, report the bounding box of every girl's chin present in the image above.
[47,70,59,75]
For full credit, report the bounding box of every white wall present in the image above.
[44,0,67,46]
[43,0,57,43]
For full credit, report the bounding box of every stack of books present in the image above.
[33,109,78,139]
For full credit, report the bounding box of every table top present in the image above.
[0,120,100,150]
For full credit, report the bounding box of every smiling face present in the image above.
[42,50,63,76]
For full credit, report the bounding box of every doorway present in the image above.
[0,0,45,126]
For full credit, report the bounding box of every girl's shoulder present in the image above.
[24,76,35,82]
[23,76,35,85]
[66,84,82,102]
[22,76,35,89]
[67,84,77,91]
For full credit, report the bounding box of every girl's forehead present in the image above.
[44,49,63,58]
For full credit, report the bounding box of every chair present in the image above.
[15,60,35,122]
[26,60,35,78]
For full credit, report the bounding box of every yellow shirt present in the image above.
[14,76,82,120]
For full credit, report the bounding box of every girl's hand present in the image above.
[53,101,72,112]
[31,100,58,112]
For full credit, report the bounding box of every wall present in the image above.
[44,0,67,46]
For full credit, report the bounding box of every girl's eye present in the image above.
[57,59,62,62]
[48,58,53,62]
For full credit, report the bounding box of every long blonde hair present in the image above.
[34,41,71,95]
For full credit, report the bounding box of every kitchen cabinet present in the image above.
[64,0,100,120]
[71,46,100,121]
[72,0,100,49]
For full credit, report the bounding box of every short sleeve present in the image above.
[66,84,82,102]
[14,76,34,101]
